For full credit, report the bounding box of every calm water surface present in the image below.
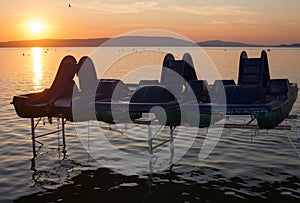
[0,47,300,202]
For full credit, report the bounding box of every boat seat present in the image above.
[95,79,129,101]
[130,85,180,126]
[214,79,236,86]
[266,79,289,101]
[225,85,264,104]
[212,79,236,92]
[211,80,235,103]
[130,85,176,103]
[95,79,142,124]
[183,80,210,103]
[138,80,160,86]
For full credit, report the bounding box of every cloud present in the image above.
[75,1,160,14]
[72,1,260,19]
[6,13,39,17]
[209,20,228,25]
[282,21,299,26]
[206,19,260,26]
[167,5,259,16]
[75,1,258,17]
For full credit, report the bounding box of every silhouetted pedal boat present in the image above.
[179,50,299,129]
[95,50,298,129]
[11,49,300,162]
[220,50,298,129]
[12,50,298,130]
[12,55,79,120]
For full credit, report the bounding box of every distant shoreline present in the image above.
[0,37,299,48]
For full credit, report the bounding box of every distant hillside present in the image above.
[197,40,261,47]
[0,38,109,47]
[0,36,195,47]
[0,37,299,48]
[197,40,300,47]
[101,36,196,47]
[278,43,300,47]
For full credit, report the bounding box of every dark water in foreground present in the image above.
[0,47,299,202]
[16,167,300,203]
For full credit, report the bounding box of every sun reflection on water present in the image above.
[32,47,43,91]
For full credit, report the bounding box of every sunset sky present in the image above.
[1,0,300,45]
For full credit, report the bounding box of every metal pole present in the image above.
[148,124,153,154]
[287,134,300,159]
[169,126,175,169]
[170,126,174,143]
[61,117,66,153]
[31,118,36,158]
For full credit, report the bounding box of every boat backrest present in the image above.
[164,60,186,94]
[50,55,79,91]
[95,79,129,101]
[238,50,270,89]
[53,80,78,107]
[28,55,78,105]
[77,56,98,94]
[183,80,210,103]
[182,52,198,82]
[160,53,175,85]
[266,79,289,100]
[160,53,197,95]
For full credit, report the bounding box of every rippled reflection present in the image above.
[32,47,43,91]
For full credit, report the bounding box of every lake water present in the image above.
[0,47,300,202]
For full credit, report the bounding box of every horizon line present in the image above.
[0,37,299,48]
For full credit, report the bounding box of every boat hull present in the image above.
[96,109,142,124]
[13,91,49,118]
[256,90,298,129]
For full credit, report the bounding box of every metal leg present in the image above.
[148,124,153,154]
[149,155,153,173]
[287,134,300,159]
[61,118,66,153]
[169,126,175,170]
[31,118,36,158]
[170,126,174,143]
[30,156,36,171]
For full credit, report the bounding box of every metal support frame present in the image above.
[28,113,300,163]
[146,123,174,155]
[133,116,170,155]
[146,124,175,172]
[133,115,175,155]
[287,134,300,159]
[223,114,300,159]
[30,117,67,158]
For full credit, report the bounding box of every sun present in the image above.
[29,22,45,34]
